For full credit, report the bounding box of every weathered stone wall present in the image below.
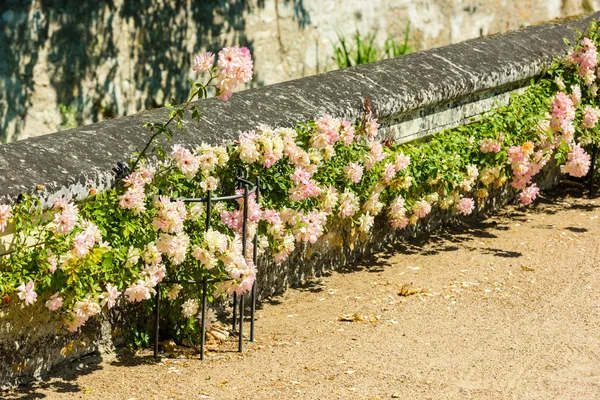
[0,13,597,389]
[1,0,599,142]
[0,296,139,390]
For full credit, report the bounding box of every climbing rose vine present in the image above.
[0,23,600,341]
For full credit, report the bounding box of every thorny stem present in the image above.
[131,75,217,171]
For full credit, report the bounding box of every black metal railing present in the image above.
[588,143,598,198]
[153,171,260,360]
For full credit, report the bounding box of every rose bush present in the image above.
[0,23,599,344]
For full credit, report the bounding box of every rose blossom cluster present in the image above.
[219,259,257,296]
[566,37,598,85]
[344,162,364,183]
[458,164,480,192]
[546,86,594,182]
[152,196,187,233]
[171,144,199,179]
[560,143,591,177]
[169,143,228,193]
[46,292,63,311]
[191,229,228,270]
[456,197,475,216]
[221,191,262,240]
[192,52,215,74]
[52,198,79,234]
[358,212,375,233]
[197,143,229,172]
[192,46,253,101]
[364,117,380,139]
[261,207,326,251]
[518,184,540,205]
[17,280,37,306]
[318,185,339,215]
[412,199,432,220]
[388,196,409,229]
[156,232,190,265]
[191,231,256,297]
[123,244,168,305]
[119,166,154,215]
[550,91,577,142]
[364,140,386,170]
[214,46,253,101]
[291,211,328,243]
[67,279,127,331]
[337,190,359,219]
[237,126,288,168]
[364,189,384,216]
[68,297,102,332]
[262,208,295,262]
[310,115,358,152]
[311,115,342,150]
[507,141,549,191]
[289,166,322,201]
[382,153,409,184]
[70,220,103,259]
[480,137,502,153]
[0,204,12,232]
[581,106,600,129]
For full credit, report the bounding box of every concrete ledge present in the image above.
[0,14,597,207]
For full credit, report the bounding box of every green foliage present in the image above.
[384,23,412,59]
[1,22,600,349]
[58,103,78,131]
[333,24,411,69]
[333,30,379,68]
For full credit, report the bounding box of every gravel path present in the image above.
[6,189,600,399]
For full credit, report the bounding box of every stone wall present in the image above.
[1,0,599,142]
[0,13,597,389]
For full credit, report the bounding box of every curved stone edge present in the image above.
[0,13,596,208]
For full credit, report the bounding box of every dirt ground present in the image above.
[5,187,600,400]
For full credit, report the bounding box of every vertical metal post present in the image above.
[239,293,244,352]
[205,190,212,229]
[231,167,246,332]
[238,182,249,351]
[242,184,248,258]
[233,171,243,333]
[203,191,212,358]
[201,276,207,360]
[153,283,160,360]
[232,293,238,332]
[589,143,597,198]
[250,176,260,342]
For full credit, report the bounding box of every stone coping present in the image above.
[0,13,597,208]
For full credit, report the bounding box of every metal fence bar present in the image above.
[200,276,208,360]
[250,176,260,342]
[589,144,597,198]
[154,282,161,360]
[239,181,249,352]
